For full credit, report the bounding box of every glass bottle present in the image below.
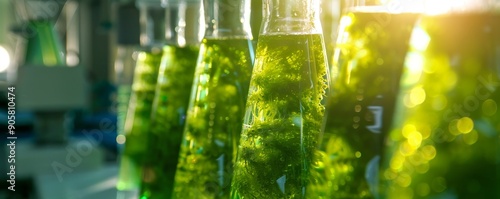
[120,47,162,195]
[170,0,255,197]
[115,47,138,144]
[230,0,330,198]
[23,20,65,66]
[118,0,165,197]
[319,1,419,198]
[139,0,203,198]
[382,1,500,198]
[13,0,65,66]
[114,3,141,198]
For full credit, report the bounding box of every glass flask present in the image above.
[118,0,165,196]
[120,47,162,193]
[115,3,141,198]
[139,0,203,198]
[170,0,255,197]
[230,0,330,198]
[13,0,65,66]
[115,46,138,146]
[319,1,419,198]
[381,1,500,198]
[115,45,139,194]
[23,20,65,66]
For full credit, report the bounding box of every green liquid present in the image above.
[321,12,418,198]
[117,86,133,138]
[116,86,135,191]
[230,34,329,199]
[115,47,138,194]
[383,13,500,199]
[24,20,65,66]
[172,38,254,199]
[139,45,199,199]
[119,49,162,190]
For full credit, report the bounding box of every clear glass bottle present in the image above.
[320,1,419,198]
[170,0,255,197]
[114,3,142,199]
[120,47,162,193]
[118,0,165,197]
[382,1,500,198]
[115,46,138,144]
[230,0,330,198]
[139,0,203,198]
[115,45,139,193]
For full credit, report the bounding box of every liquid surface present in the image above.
[383,13,500,199]
[230,34,329,199]
[172,38,254,199]
[321,12,418,198]
[139,45,199,199]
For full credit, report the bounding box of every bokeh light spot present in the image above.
[390,153,405,170]
[421,145,436,160]
[397,174,412,188]
[448,119,461,136]
[410,87,426,105]
[432,95,448,111]
[420,125,431,139]
[410,27,431,51]
[415,162,430,174]
[416,183,430,197]
[400,141,417,156]
[116,134,126,144]
[407,131,423,148]
[482,99,497,116]
[457,117,474,134]
[463,130,478,145]
[402,124,417,139]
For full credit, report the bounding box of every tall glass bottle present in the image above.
[171,0,255,197]
[119,0,165,197]
[120,48,162,195]
[230,0,330,198]
[114,3,141,196]
[319,1,419,198]
[115,46,140,197]
[382,2,500,198]
[139,0,203,198]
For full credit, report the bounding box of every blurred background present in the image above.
[0,0,341,198]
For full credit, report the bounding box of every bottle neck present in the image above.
[138,4,166,47]
[203,0,252,39]
[261,0,322,35]
[165,0,204,46]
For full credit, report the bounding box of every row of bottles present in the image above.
[117,0,499,198]
[382,12,500,199]
[117,0,257,198]
[319,0,500,198]
[117,0,166,197]
[170,0,255,196]
[139,0,202,197]
[117,0,329,198]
